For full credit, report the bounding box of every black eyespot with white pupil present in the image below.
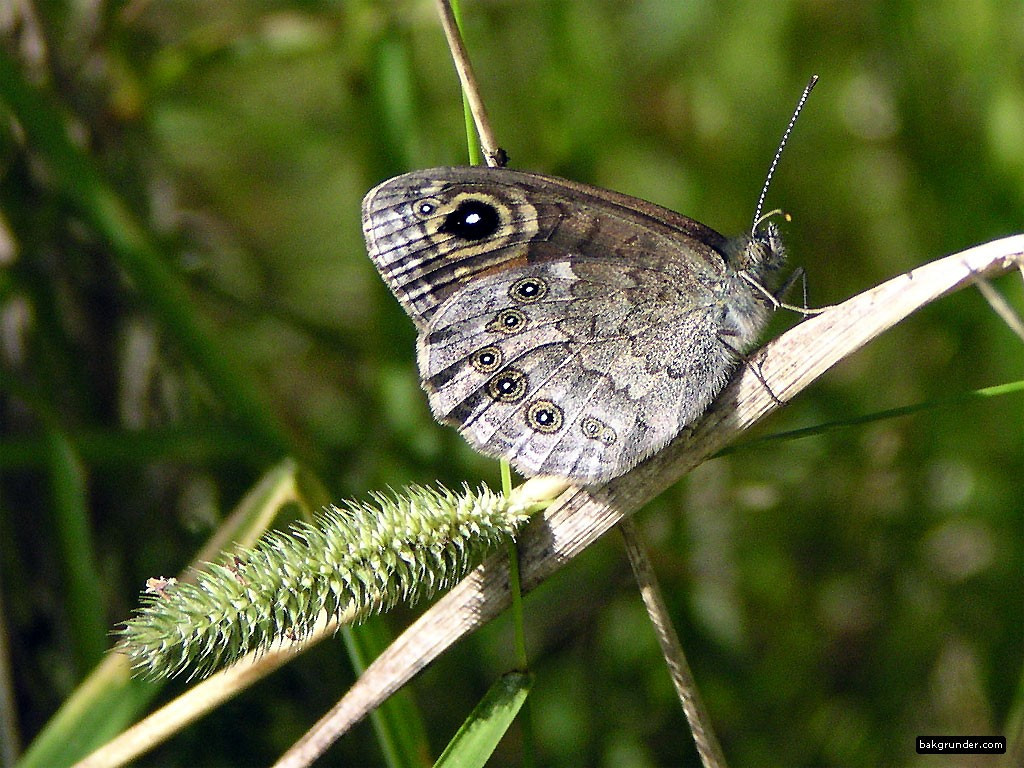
[509,277,547,303]
[414,197,442,218]
[499,310,523,330]
[527,400,564,434]
[470,346,502,373]
[486,308,528,335]
[438,199,501,241]
[486,368,527,403]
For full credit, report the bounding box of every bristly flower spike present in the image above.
[118,484,534,680]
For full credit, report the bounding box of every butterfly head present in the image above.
[724,217,786,286]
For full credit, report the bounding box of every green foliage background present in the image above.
[1,1,1022,766]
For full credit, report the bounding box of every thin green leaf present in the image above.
[433,671,533,768]
[343,621,430,768]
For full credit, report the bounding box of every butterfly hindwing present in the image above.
[418,261,737,482]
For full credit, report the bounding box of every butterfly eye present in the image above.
[509,277,548,303]
[470,346,503,373]
[486,368,528,403]
[526,400,564,434]
[438,199,501,241]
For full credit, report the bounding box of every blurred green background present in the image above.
[1,1,1022,766]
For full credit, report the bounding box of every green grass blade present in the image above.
[343,621,430,768]
[728,378,1024,454]
[433,671,533,768]
[45,430,106,673]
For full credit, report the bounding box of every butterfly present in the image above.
[361,165,787,483]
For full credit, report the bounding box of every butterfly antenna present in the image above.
[752,74,819,231]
